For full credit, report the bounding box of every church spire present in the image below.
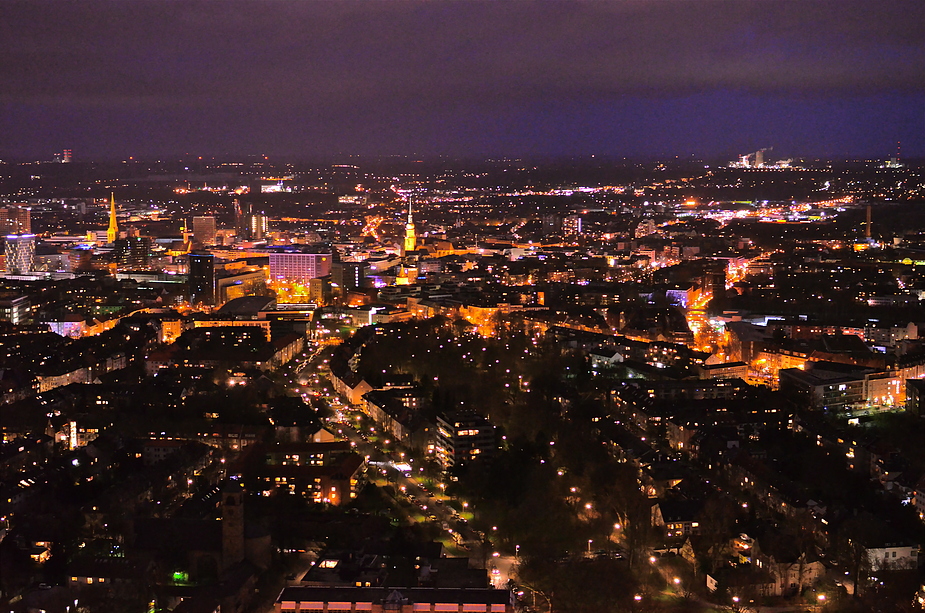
[106,192,119,243]
[403,195,416,256]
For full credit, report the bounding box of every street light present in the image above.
[587,539,593,553]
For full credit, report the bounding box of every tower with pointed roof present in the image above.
[402,196,416,257]
[106,193,119,244]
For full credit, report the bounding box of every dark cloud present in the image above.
[1,0,923,158]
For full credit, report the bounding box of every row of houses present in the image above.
[329,342,497,470]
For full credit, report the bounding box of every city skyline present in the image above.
[2,0,924,161]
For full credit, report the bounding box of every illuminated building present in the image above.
[0,205,31,234]
[233,199,247,238]
[189,251,216,305]
[106,193,119,244]
[5,233,35,275]
[0,292,30,324]
[434,411,497,469]
[254,452,365,505]
[269,251,331,284]
[216,267,267,305]
[332,261,366,291]
[563,214,582,236]
[402,196,417,256]
[308,276,331,304]
[246,212,268,240]
[113,236,152,269]
[192,215,218,246]
[69,246,93,272]
[274,587,513,613]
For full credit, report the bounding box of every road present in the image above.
[281,342,500,576]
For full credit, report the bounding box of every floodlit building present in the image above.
[269,251,332,284]
[5,233,35,275]
[0,205,31,234]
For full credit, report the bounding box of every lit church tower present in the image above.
[106,193,119,243]
[402,196,416,257]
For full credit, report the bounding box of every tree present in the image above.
[591,459,653,570]
[835,513,877,599]
[692,495,738,574]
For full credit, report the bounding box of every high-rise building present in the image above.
[0,206,31,234]
[5,234,35,275]
[0,292,30,324]
[69,246,93,272]
[233,199,248,239]
[246,213,268,241]
[106,193,119,244]
[563,214,583,236]
[269,251,332,284]
[332,261,366,291]
[192,216,218,246]
[114,236,153,269]
[189,252,216,305]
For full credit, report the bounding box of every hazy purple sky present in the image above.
[2,0,923,160]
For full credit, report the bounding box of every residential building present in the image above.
[434,411,497,469]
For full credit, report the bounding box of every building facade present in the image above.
[275,587,513,613]
[270,252,332,284]
[5,233,35,275]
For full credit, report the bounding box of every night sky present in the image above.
[2,0,924,161]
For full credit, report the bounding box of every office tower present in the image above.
[246,212,268,241]
[106,193,119,243]
[332,261,366,291]
[69,246,93,272]
[115,236,152,269]
[5,234,36,275]
[269,251,332,284]
[192,216,218,246]
[233,199,248,239]
[0,205,31,234]
[189,251,216,305]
